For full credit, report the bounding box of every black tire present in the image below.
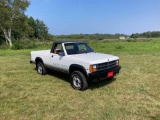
[36,62,47,75]
[70,71,88,90]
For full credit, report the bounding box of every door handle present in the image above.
[51,55,53,57]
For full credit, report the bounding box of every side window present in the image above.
[56,44,62,50]
[54,44,63,54]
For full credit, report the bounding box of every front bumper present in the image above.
[88,66,121,82]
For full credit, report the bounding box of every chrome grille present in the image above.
[97,60,117,71]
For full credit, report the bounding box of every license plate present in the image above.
[107,71,114,78]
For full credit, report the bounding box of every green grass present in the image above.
[0,39,160,120]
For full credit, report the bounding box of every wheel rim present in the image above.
[37,64,43,74]
[73,74,81,89]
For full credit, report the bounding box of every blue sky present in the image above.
[26,0,160,35]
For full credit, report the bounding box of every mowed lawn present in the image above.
[0,39,160,120]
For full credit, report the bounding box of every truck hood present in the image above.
[69,52,119,64]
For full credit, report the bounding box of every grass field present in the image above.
[0,39,160,120]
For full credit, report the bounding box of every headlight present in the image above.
[90,64,97,72]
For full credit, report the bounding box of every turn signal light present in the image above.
[90,65,97,72]
[116,60,119,66]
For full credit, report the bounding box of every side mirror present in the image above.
[59,52,65,56]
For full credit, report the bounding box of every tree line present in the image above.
[53,33,128,40]
[53,31,160,40]
[130,31,160,38]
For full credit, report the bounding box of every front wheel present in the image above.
[36,62,47,75]
[70,71,88,90]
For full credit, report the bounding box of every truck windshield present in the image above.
[64,43,94,55]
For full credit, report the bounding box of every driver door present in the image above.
[50,43,68,71]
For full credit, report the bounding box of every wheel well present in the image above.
[35,57,43,65]
[69,65,87,78]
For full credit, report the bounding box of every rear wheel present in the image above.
[70,71,88,90]
[36,62,47,75]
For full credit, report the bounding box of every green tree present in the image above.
[35,19,49,40]
[27,17,49,40]
[0,0,30,46]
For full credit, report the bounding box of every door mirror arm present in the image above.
[59,52,65,56]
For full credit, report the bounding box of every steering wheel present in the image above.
[80,49,86,51]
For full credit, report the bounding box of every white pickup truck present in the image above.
[30,41,121,90]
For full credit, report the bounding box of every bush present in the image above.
[126,39,137,42]
[0,44,11,50]
[115,45,124,50]
[12,39,37,50]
